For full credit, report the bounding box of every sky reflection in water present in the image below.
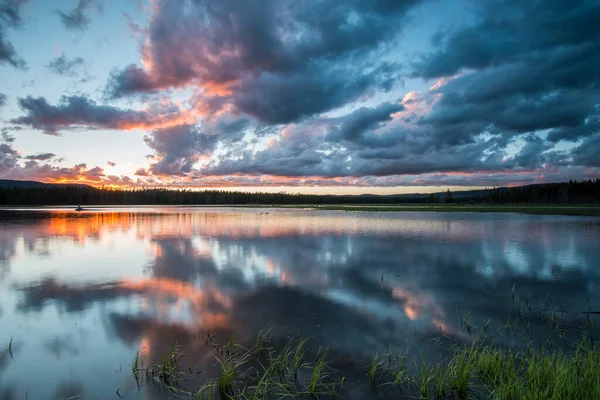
[0,208,599,399]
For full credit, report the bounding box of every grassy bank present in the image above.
[292,204,600,217]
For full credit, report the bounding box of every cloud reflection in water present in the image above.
[0,208,599,398]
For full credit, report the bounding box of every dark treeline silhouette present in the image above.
[469,179,600,205]
[0,185,418,205]
[0,179,599,206]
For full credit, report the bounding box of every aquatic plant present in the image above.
[6,337,14,362]
[131,287,600,399]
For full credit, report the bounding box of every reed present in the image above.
[131,288,600,399]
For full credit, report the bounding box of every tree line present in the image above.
[467,179,600,205]
[0,179,598,206]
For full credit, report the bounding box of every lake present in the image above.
[1,207,599,399]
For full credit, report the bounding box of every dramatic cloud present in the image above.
[0,0,27,68]
[56,0,101,30]
[47,54,85,77]
[413,0,600,80]
[144,124,219,176]
[11,95,195,134]
[410,0,600,147]
[547,117,600,143]
[325,102,404,143]
[573,134,600,168]
[2,0,600,188]
[142,112,258,177]
[105,0,423,123]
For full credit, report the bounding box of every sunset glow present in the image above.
[0,0,599,193]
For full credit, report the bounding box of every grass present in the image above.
[467,340,600,399]
[136,332,343,400]
[133,333,600,399]
[131,287,600,400]
[132,344,185,394]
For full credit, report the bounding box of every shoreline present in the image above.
[297,204,600,217]
[0,204,600,217]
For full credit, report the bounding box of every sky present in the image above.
[0,0,599,194]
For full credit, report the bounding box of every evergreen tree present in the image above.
[444,189,453,204]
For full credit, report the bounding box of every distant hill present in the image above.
[0,179,50,189]
[0,180,91,189]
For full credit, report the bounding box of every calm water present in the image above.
[0,207,599,399]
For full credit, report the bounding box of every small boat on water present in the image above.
[75,205,83,212]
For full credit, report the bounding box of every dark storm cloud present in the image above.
[325,102,404,142]
[3,0,595,186]
[572,134,600,167]
[232,62,399,124]
[143,112,257,177]
[11,95,191,134]
[201,112,511,178]
[423,88,595,142]
[108,0,599,186]
[47,53,85,77]
[547,117,600,143]
[512,135,552,169]
[0,0,27,68]
[413,0,600,80]
[200,0,593,184]
[410,0,600,148]
[144,124,218,176]
[56,0,102,30]
[25,152,55,161]
[105,0,423,123]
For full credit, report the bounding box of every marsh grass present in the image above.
[470,339,600,399]
[133,331,600,400]
[133,287,600,399]
[132,344,185,394]
[366,352,379,388]
[141,332,344,400]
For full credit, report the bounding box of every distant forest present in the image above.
[0,179,599,206]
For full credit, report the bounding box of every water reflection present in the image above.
[0,208,599,399]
